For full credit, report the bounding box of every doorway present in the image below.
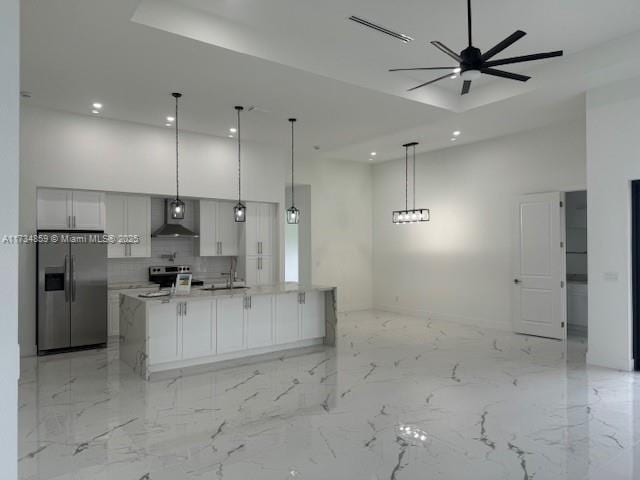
[284,185,311,284]
[565,191,588,341]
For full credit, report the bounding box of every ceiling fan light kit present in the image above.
[388,0,563,95]
[393,142,430,225]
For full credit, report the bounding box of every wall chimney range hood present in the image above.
[152,199,199,238]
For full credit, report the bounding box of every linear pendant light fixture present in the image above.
[170,92,185,219]
[392,142,430,224]
[233,106,246,222]
[286,118,300,224]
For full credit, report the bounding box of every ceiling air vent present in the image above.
[348,16,413,43]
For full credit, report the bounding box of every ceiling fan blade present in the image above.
[483,50,563,68]
[408,73,452,92]
[431,41,462,62]
[481,30,526,61]
[461,80,472,95]
[481,68,530,82]
[389,67,457,72]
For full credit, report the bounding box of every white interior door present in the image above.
[512,192,566,339]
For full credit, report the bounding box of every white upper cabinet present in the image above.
[38,189,105,231]
[197,200,239,257]
[245,202,276,257]
[105,193,150,258]
[37,189,71,230]
[72,190,106,230]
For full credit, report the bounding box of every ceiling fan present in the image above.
[389,0,563,95]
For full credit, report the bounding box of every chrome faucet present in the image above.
[227,257,237,289]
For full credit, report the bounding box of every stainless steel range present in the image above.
[148,265,205,288]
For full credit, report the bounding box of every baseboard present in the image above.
[374,304,512,332]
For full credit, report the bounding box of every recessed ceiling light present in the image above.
[453,131,461,136]
[166,116,175,122]
[369,158,373,161]
[371,152,377,156]
[92,102,102,110]
[450,75,457,79]
[451,137,457,142]
[165,123,172,127]
[453,67,461,73]
[91,109,100,115]
[228,134,234,138]
[229,127,237,133]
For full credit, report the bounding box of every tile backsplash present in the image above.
[107,197,236,284]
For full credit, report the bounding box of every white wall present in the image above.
[20,106,287,355]
[1,0,20,477]
[297,158,373,312]
[373,118,586,330]
[586,77,640,371]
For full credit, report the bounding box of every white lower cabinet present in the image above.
[217,296,246,354]
[301,291,325,340]
[148,302,181,364]
[275,293,301,344]
[245,295,274,349]
[181,300,215,360]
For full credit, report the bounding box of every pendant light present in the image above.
[392,142,430,224]
[233,106,246,222]
[170,92,185,219]
[286,118,300,224]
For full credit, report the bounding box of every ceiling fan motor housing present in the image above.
[460,46,482,73]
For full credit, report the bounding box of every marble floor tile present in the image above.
[17,311,640,480]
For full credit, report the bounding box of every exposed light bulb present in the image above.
[92,102,102,109]
[453,67,461,73]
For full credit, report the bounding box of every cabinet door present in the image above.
[198,199,218,256]
[245,203,259,256]
[72,191,105,230]
[106,194,127,258]
[258,203,276,256]
[217,201,239,256]
[301,291,326,339]
[182,301,215,360]
[258,256,274,286]
[246,295,273,349]
[126,195,151,258]
[275,293,300,344]
[148,302,181,364]
[217,296,245,354]
[245,256,259,286]
[37,189,71,230]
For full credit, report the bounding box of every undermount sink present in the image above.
[200,285,248,291]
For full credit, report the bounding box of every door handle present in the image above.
[70,255,76,302]
[184,302,187,316]
[64,255,70,302]
[73,216,76,229]
[514,279,521,285]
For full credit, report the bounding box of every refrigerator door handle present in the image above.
[70,255,76,302]
[64,254,70,302]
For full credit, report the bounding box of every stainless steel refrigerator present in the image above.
[37,232,107,354]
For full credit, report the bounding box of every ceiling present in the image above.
[21,0,640,162]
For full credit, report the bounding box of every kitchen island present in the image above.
[119,283,337,380]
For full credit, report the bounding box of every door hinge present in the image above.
[560,241,564,248]
[561,322,565,328]
[561,281,565,288]
[560,201,564,208]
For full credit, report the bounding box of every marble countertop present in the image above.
[121,283,335,304]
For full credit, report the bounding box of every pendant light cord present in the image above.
[404,144,409,211]
[175,95,179,200]
[289,118,296,207]
[236,106,243,203]
[412,143,416,210]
